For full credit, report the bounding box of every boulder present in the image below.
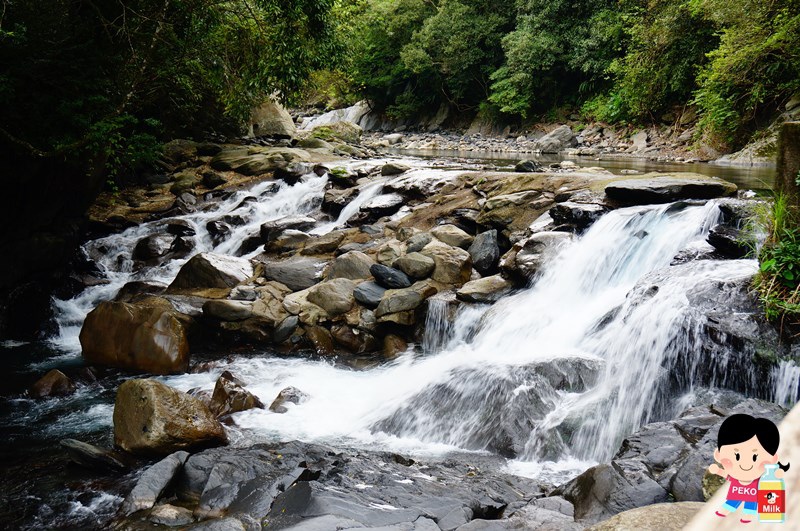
[30,369,75,398]
[250,282,292,327]
[260,216,316,243]
[266,229,310,253]
[586,502,704,531]
[477,190,551,229]
[331,324,376,354]
[202,170,227,189]
[393,252,435,279]
[376,240,405,266]
[360,194,405,220]
[80,300,190,375]
[353,281,387,309]
[421,241,472,284]
[707,225,750,258]
[514,232,573,279]
[310,121,363,143]
[283,289,329,325]
[406,232,433,253]
[249,100,296,138]
[326,251,375,280]
[60,438,128,472]
[202,300,254,321]
[370,264,413,289]
[147,504,194,526]
[468,230,500,275]
[209,372,265,418]
[206,220,231,244]
[269,386,309,413]
[605,175,737,205]
[515,160,542,173]
[306,325,335,355]
[273,316,299,344]
[549,202,607,232]
[300,230,348,255]
[383,334,409,359]
[375,283,435,318]
[114,281,168,303]
[121,451,190,515]
[133,234,173,262]
[113,379,227,456]
[166,219,196,237]
[381,163,411,176]
[431,224,474,249]
[307,279,357,316]
[322,187,356,215]
[532,125,577,153]
[169,253,253,292]
[456,275,512,303]
[260,256,326,291]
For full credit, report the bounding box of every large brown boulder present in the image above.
[168,252,253,294]
[208,372,264,418]
[113,379,227,456]
[80,300,189,375]
[30,369,75,398]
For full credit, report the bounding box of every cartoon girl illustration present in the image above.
[708,414,790,524]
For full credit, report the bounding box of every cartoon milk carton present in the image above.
[758,464,786,523]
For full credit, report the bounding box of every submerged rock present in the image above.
[30,369,75,398]
[113,379,227,456]
[269,386,309,413]
[60,439,128,472]
[80,300,190,375]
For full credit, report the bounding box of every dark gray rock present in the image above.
[269,386,310,414]
[167,219,197,237]
[370,264,412,289]
[121,451,190,514]
[273,315,299,344]
[605,176,737,205]
[206,220,232,244]
[133,234,173,262]
[406,232,433,253]
[532,126,576,153]
[549,202,607,232]
[707,224,750,258]
[259,256,326,291]
[468,230,500,275]
[60,439,128,472]
[260,216,317,243]
[359,194,405,220]
[514,160,542,173]
[353,281,387,309]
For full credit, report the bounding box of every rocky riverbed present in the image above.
[5,113,800,530]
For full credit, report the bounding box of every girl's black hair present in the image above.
[717,414,790,473]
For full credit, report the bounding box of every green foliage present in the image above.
[756,193,800,323]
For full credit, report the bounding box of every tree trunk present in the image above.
[776,121,800,206]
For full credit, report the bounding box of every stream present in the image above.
[0,153,796,529]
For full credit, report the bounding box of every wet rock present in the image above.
[331,324,376,353]
[114,379,227,456]
[273,316,299,344]
[251,282,292,327]
[147,504,195,526]
[604,175,737,205]
[383,335,409,359]
[421,240,472,284]
[514,160,542,173]
[360,194,405,220]
[30,369,75,398]
[80,300,190,375]
[432,224,474,249]
[210,147,296,176]
[133,234,173,262]
[376,240,405,266]
[307,279,357,316]
[166,219,196,237]
[381,162,411,176]
[375,282,436,318]
[300,230,348,255]
[468,230,500,275]
[305,325,335,355]
[203,300,254,321]
[371,264,413,289]
[269,386,309,413]
[549,202,607,232]
[60,438,128,472]
[707,225,750,258]
[477,190,550,229]
[209,372,264,418]
[394,252,435,279]
[326,251,375,280]
[169,253,253,293]
[322,188,356,215]
[169,236,195,258]
[121,451,190,515]
[266,229,310,253]
[206,220,231,244]
[260,215,316,243]
[353,281,387,309]
[586,502,704,531]
[514,232,573,279]
[274,162,314,184]
[456,275,512,303]
[259,256,326,291]
[283,289,329,325]
[406,232,433,253]
[202,170,227,189]
[532,125,576,153]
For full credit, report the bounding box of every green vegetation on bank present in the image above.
[322,0,800,150]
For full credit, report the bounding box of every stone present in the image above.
[331,324,376,354]
[353,281,387,309]
[383,334,409,359]
[169,253,253,292]
[515,160,541,173]
[133,234,173,262]
[202,170,227,189]
[260,216,316,243]
[549,202,607,232]
[209,372,264,418]
[393,252,435,279]
[532,125,577,153]
[267,229,310,253]
[360,194,405,220]
[249,99,296,138]
[381,163,411,176]
[375,286,428,318]
[604,174,737,205]
[586,502,704,531]
[431,224,474,249]
[260,256,326,291]
[148,504,195,526]
[269,386,309,413]
[307,278,357,316]
[306,325,335,355]
[371,264,413,289]
[514,232,573,279]
[113,379,227,456]
[300,230,348,255]
[206,220,231,244]
[322,187,356,215]
[477,190,550,229]
[203,300,254,321]
[273,316,299,344]
[468,230,500,275]
[326,251,375,280]
[406,232,433,253]
[310,121,363,143]
[121,451,190,514]
[376,240,405,266]
[30,369,75,398]
[251,282,292,327]
[283,289,329,325]
[60,439,128,472]
[166,219,196,237]
[630,130,649,151]
[421,241,472,284]
[80,300,190,375]
[707,225,750,258]
[456,275,512,303]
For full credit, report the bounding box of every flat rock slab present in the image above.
[587,502,705,531]
[604,174,737,205]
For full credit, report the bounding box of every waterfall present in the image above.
[774,360,800,407]
[310,181,385,235]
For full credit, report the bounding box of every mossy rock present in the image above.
[310,121,363,144]
[702,470,726,501]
